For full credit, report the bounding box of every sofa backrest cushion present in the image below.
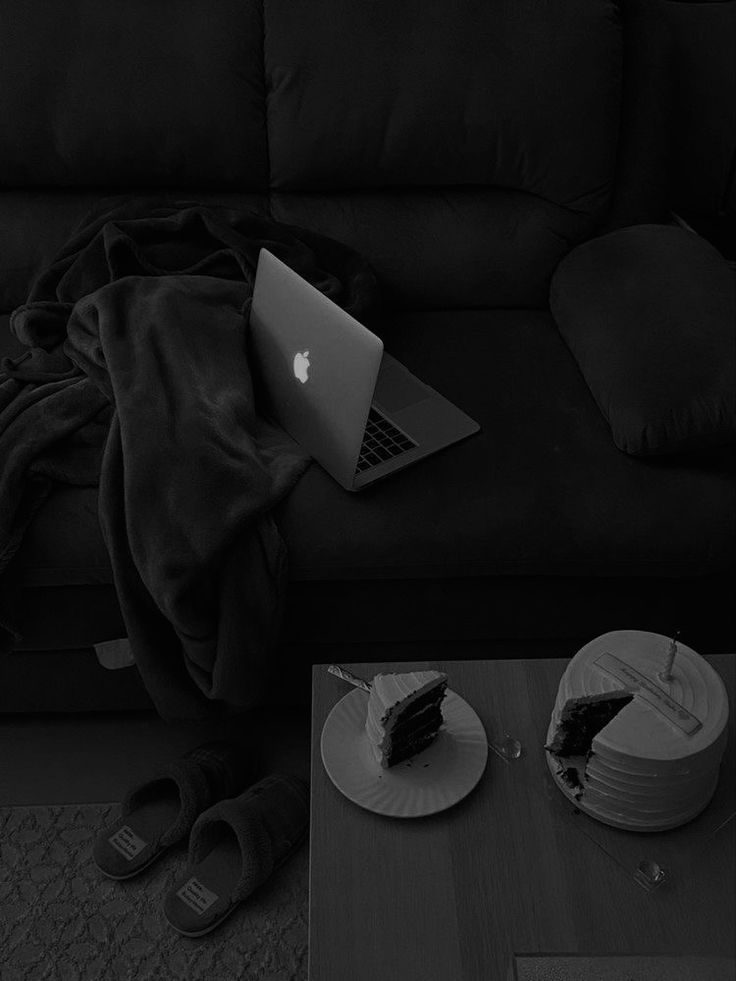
[0,0,624,309]
[0,0,268,188]
[265,0,622,217]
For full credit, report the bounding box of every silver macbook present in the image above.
[248,249,479,491]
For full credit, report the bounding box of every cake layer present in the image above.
[584,766,717,808]
[365,669,448,767]
[546,691,633,756]
[370,704,444,767]
[385,701,443,741]
[546,717,725,823]
[383,726,442,768]
[546,753,720,832]
[582,773,720,822]
[546,630,729,832]
[588,749,722,787]
[545,713,727,784]
[384,707,443,753]
[385,688,446,734]
[366,671,447,742]
[551,632,729,762]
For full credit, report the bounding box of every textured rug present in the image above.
[0,803,309,981]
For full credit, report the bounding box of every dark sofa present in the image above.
[1,0,734,713]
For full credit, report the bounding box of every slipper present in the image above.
[93,741,253,880]
[162,773,309,936]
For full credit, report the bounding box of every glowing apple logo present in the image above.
[293,350,310,384]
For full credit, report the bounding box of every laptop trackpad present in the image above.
[374,355,431,413]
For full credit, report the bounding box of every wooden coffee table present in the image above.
[308,655,735,981]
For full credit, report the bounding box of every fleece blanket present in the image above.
[0,199,378,718]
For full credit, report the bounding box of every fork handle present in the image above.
[328,664,372,693]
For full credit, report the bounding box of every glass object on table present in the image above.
[488,732,523,763]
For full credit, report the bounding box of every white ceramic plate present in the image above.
[320,688,488,817]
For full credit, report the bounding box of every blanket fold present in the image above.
[0,199,378,718]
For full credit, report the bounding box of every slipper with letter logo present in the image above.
[162,773,309,936]
[92,741,252,880]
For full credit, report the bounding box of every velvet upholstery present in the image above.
[0,0,734,714]
[0,187,595,314]
[605,0,674,229]
[0,0,627,310]
[5,571,734,661]
[269,190,593,310]
[5,308,733,593]
[662,0,736,217]
[1,206,380,718]
[550,225,736,456]
[0,0,268,188]
[264,0,621,207]
[0,193,270,313]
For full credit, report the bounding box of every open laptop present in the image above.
[248,249,479,491]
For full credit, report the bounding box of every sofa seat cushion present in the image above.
[278,309,735,580]
[5,309,734,595]
[1,188,591,313]
[270,189,595,310]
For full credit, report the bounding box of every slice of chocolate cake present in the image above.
[365,671,448,768]
[545,691,634,796]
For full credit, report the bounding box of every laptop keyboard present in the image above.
[355,407,417,474]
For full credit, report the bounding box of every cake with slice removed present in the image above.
[545,630,729,831]
[365,670,448,767]
[546,690,634,795]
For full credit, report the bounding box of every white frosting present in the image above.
[365,671,447,765]
[546,630,729,831]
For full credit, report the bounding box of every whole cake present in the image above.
[545,630,729,831]
[366,670,448,767]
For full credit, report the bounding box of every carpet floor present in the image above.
[0,803,308,981]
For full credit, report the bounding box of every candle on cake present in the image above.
[659,631,680,683]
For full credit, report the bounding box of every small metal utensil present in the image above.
[327,664,372,693]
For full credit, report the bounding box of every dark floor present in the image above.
[0,705,311,805]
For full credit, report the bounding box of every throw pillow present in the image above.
[549,224,735,456]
